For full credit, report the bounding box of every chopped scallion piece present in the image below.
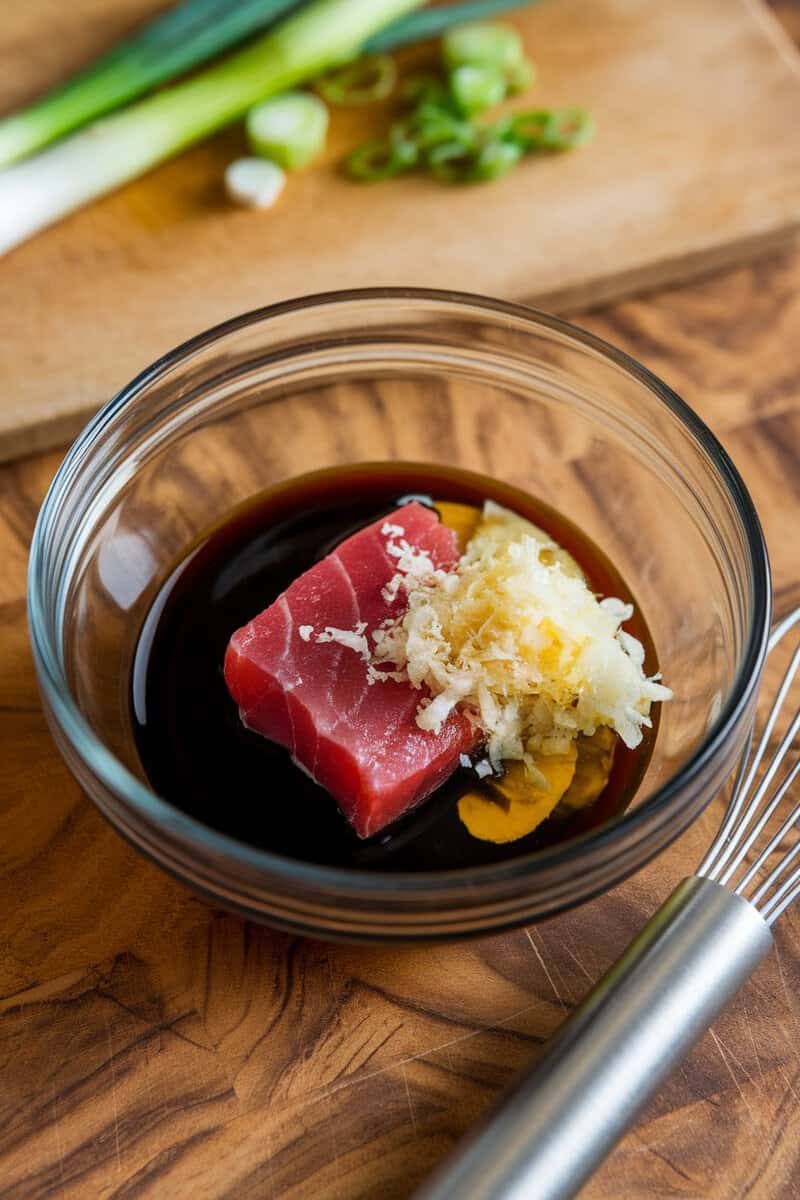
[504,110,551,148]
[341,10,592,191]
[469,134,522,179]
[246,92,329,169]
[225,156,286,207]
[428,132,521,182]
[346,132,417,180]
[545,107,596,148]
[509,107,595,151]
[316,55,398,106]
[449,63,507,115]
[425,139,476,182]
[442,21,524,73]
[401,73,451,108]
[400,102,476,152]
[506,57,536,94]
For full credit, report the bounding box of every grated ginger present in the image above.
[370,501,672,772]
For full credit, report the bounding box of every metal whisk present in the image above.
[417,606,800,1200]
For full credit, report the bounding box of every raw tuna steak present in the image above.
[224,502,476,838]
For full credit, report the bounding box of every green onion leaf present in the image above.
[449,63,507,115]
[366,0,535,56]
[442,21,524,73]
[316,55,398,106]
[246,91,329,169]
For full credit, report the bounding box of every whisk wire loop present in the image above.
[698,606,800,925]
[761,861,800,923]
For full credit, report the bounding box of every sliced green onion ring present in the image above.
[506,56,536,94]
[509,107,595,151]
[542,107,595,148]
[427,130,520,182]
[246,92,329,170]
[449,62,507,115]
[442,21,524,72]
[346,131,417,180]
[401,72,451,107]
[401,102,476,151]
[425,139,477,182]
[505,108,553,148]
[317,55,398,106]
[469,134,522,179]
[388,123,422,165]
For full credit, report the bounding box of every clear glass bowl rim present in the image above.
[28,287,772,898]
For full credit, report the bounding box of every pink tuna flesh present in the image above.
[224,501,476,838]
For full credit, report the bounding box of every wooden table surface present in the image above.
[3,5,800,1197]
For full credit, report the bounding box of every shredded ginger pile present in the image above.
[367,502,672,771]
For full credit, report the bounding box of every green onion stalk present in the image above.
[0,0,532,170]
[0,0,305,169]
[0,0,423,254]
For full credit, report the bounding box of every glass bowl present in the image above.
[28,289,771,941]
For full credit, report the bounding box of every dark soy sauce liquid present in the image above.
[132,463,659,871]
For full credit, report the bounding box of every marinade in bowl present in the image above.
[131,462,663,872]
[28,290,770,939]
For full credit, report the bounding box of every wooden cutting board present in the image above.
[1,0,799,462]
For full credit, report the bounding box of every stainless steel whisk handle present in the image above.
[415,877,772,1200]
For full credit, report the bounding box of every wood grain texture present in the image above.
[3,5,800,1198]
[1,0,800,461]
